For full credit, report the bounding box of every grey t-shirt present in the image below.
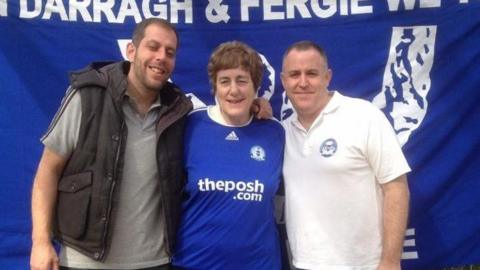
[42,89,169,269]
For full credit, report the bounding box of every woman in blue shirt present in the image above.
[172,41,285,270]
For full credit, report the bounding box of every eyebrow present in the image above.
[145,40,176,51]
[218,74,250,79]
[285,70,300,74]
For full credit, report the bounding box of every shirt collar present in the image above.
[123,92,162,114]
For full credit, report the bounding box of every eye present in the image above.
[237,79,249,85]
[218,79,230,86]
[288,72,300,79]
[145,43,158,51]
[166,49,176,58]
[307,71,319,77]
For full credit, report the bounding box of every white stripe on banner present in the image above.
[406,228,416,236]
[404,239,416,247]
[0,1,7,16]
[402,251,419,259]
[402,228,419,260]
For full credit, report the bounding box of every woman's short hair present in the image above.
[208,41,264,93]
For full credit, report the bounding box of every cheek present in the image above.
[285,89,295,99]
[285,82,297,93]
[244,89,256,103]
[318,79,328,88]
[214,88,227,101]
[167,58,176,69]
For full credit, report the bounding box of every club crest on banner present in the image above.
[373,26,437,146]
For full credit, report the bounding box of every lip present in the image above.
[148,65,167,76]
[293,92,315,95]
[226,98,245,104]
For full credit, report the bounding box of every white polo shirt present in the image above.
[283,91,410,270]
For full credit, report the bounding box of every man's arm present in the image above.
[30,147,68,270]
[378,174,410,270]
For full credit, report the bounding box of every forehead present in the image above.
[216,67,251,78]
[142,24,177,48]
[283,48,326,70]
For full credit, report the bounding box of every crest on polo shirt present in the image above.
[320,138,337,158]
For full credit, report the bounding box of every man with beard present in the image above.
[30,18,192,270]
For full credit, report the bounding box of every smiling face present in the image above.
[281,48,332,121]
[215,67,257,125]
[126,23,177,93]
[207,41,263,125]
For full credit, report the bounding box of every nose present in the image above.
[229,82,240,95]
[299,74,308,88]
[155,48,167,61]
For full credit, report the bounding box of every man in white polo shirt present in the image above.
[281,41,411,270]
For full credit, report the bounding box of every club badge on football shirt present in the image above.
[250,145,266,161]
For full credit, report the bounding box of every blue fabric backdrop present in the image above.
[1,1,479,269]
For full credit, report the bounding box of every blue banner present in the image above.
[1,1,479,269]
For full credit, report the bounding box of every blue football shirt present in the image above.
[173,108,285,270]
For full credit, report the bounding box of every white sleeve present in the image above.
[41,87,81,158]
[365,106,411,184]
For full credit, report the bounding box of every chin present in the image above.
[225,108,249,118]
[296,99,314,107]
[231,106,250,114]
[148,81,166,90]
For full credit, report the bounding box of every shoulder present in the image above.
[280,115,294,129]
[69,61,120,89]
[188,106,208,117]
[338,94,385,120]
[263,117,284,131]
[186,107,209,125]
[162,81,193,113]
[67,62,124,107]
[48,86,83,122]
[252,117,285,138]
[342,94,374,109]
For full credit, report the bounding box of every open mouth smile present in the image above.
[148,65,166,75]
[226,98,245,104]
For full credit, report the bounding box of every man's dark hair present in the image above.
[283,40,328,67]
[131,18,179,48]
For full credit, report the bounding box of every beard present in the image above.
[132,58,171,93]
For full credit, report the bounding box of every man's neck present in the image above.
[298,113,319,131]
[297,92,333,131]
[126,83,160,117]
